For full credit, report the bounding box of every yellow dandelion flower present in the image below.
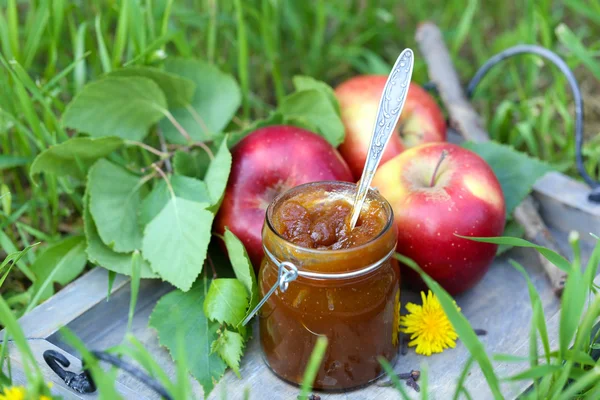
[400,290,459,356]
[0,385,52,400]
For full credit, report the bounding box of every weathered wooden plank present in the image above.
[0,268,129,340]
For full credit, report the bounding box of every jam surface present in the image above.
[272,188,387,250]
[259,182,400,390]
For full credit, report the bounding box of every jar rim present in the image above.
[265,180,394,258]
[263,245,395,280]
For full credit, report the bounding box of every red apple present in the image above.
[215,125,354,271]
[371,142,505,295]
[335,76,447,180]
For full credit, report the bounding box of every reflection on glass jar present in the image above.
[258,181,400,391]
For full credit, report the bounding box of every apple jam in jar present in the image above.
[257,181,400,390]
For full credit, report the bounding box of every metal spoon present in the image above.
[349,48,415,229]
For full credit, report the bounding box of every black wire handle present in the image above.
[463,44,600,203]
[43,349,173,400]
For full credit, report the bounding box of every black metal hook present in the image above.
[464,44,600,203]
[43,349,173,400]
[43,350,96,394]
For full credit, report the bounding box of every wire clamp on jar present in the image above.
[242,248,299,326]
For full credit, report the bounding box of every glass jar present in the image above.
[257,181,400,390]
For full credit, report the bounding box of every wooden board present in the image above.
[2,171,599,400]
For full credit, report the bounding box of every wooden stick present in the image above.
[415,22,567,296]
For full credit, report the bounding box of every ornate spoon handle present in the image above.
[349,48,415,229]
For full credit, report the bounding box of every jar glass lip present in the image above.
[265,180,394,257]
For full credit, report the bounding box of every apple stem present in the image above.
[429,150,449,187]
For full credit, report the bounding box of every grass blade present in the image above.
[378,357,411,399]
[556,23,600,81]
[127,250,142,332]
[74,22,88,93]
[23,0,49,69]
[6,0,20,60]
[233,0,249,120]
[394,252,503,399]
[461,235,571,272]
[95,15,112,73]
[510,260,551,362]
[451,0,478,55]
[453,356,474,400]
[112,0,129,68]
[298,336,328,400]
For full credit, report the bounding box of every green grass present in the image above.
[0,0,599,373]
[0,0,598,390]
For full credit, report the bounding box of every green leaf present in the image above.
[0,155,32,170]
[205,136,232,209]
[107,66,196,108]
[142,197,213,291]
[462,141,554,216]
[292,75,340,115]
[62,76,167,141]
[84,191,156,278]
[211,329,245,378]
[149,278,227,397]
[204,279,249,326]
[160,58,241,143]
[394,252,504,399]
[278,89,345,147]
[140,175,210,226]
[223,228,258,310]
[30,136,123,182]
[88,159,144,253]
[461,235,571,272]
[173,149,210,180]
[226,111,285,148]
[30,236,87,300]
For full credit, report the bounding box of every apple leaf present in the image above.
[223,228,258,310]
[139,175,211,226]
[30,236,87,300]
[205,137,232,209]
[211,329,245,378]
[84,191,156,278]
[30,136,123,183]
[292,75,340,115]
[88,159,144,253]
[142,197,213,291]
[173,149,211,180]
[62,77,167,141]
[106,67,196,109]
[227,111,285,148]
[149,278,227,397]
[278,88,345,147]
[204,278,249,327]
[160,58,241,144]
[462,141,554,216]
